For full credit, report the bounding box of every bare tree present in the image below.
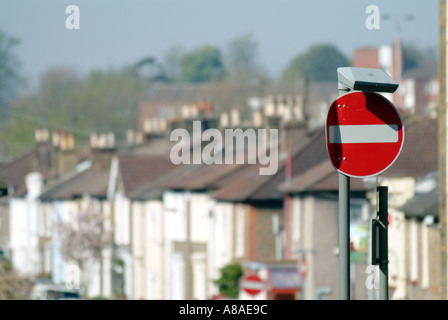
[57,194,112,297]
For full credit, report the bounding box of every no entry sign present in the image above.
[240,274,265,296]
[326,91,404,178]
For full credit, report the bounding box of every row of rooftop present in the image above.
[0,112,438,299]
[0,38,441,300]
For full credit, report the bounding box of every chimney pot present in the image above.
[152,118,159,132]
[60,132,67,151]
[98,133,107,149]
[190,105,198,118]
[35,129,42,142]
[253,111,263,127]
[127,129,135,145]
[67,134,75,150]
[90,133,98,149]
[52,131,60,148]
[220,112,229,128]
[159,118,167,131]
[107,132,115,148]
[135,132,143,145]
[42,129,49,142]
[231,108,239,127]
[181,105,190,118]
[144,118,152,133]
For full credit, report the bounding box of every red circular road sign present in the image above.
[240,273,265,296]
[326,91,404,178]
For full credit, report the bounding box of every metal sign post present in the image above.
[338,172,350,300]
[327,67,400,300]
[371,186,389,300]
[378,186,389,300]
[337,85,351,300]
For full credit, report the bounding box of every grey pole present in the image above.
[338,173,350,300]
[334,67,398,300]
[378,186,389,300]
[337,86,351,300]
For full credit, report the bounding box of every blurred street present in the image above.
[0,1,443,301]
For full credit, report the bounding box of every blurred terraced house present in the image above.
[6,75,436,301]
[399,172,440,299]
[278,127,372,300]
[130,84,318,299]
[374,117,441,300]
[39,133,117,298]
[112,142,178,300]
[37,129,181,299]
[0,129,78,278]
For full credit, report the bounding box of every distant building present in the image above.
[116,151,178,300]
[353,39,439,118]
[399,63,439,117]
[39,142,115,298]
[353,45,396,79]
[399,172,441,300]
[377,117,441,299]
[353,39,401,106]
[278,128,371,300]
[0,130,75,278]
[2,74,441,302]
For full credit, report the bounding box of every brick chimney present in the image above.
[220,112,229,128]
[33,128,54,179]
[89,132,117,169]
[230,108,240,127]
[90,132,115,151]
[126,129,144,147]
[51,129,78,176]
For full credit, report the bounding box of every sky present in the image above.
[0,0,439,88]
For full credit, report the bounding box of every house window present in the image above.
[350,199,369,264]
[350,199,368,223]
[424,104,430,116]
[148,271,157,299]
[409,219,419,283]
[430,80,439,95]
[149,210,157,241]
[404,79,415,110]
[235,205,245,258]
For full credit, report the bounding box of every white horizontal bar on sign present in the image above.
[240,281,265,290]
[329,124,398,143]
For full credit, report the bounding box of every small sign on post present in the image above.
[240,273,265,296]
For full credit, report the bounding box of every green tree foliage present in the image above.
[3,66,148,157]
[213,263,243,298]
[221,34,271,119]
[401,43,438,73]
[179,45,224,83]
[135,56,169,83]
[71,67,147,133]
[281,44,350,84]
[225,34,260,86]
[0,68,80,158]
[0,29,22,108]
[162,45,185,83]
[402,42,423,72]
